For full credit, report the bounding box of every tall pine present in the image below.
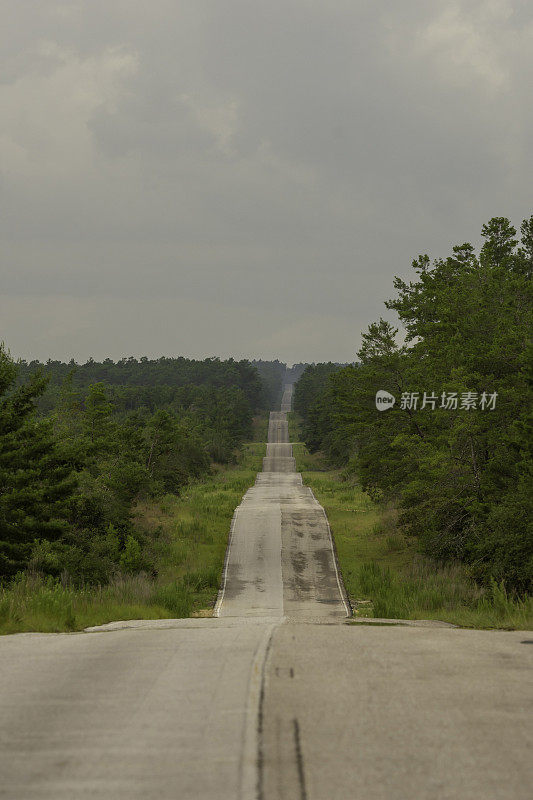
[0,346,75,578]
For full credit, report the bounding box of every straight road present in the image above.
[1,385,531,799]
[215,386,349,622]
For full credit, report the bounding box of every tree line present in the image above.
[17,355,271,412]
[1,354,285,584]
[294,216,532,593]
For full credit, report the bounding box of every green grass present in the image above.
[0,438,266,635]
[290,414,533,630]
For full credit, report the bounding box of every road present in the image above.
[1,385,531,799]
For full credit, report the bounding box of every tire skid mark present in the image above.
[240,621,280,800]
[292,718,308,800]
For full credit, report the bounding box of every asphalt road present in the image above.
[1,385,531,799]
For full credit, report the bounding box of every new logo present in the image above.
[375,390,396,411]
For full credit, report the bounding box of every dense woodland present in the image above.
[294,216,533,593]
[16,355,284,415]
[1,354,285,583]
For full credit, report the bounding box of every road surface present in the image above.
[1,385,531,799]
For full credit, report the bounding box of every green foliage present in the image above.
[293,362,349,459]
[294,215,533,593]
[120,536,145,573]
[16,355,274,418]
[0,346,76,577]
[295,454,532,629]
[0,440,266,633]
[1,348,275,586]
[153,582,192,617]
[358,564,533,628]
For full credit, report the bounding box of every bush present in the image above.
[120,536,145,573]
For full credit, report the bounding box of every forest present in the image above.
[0,353,286,586]
[294,216,532,594]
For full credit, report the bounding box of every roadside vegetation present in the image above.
[292,215,533,629]
[0,348,278,634]
[290,425,532,629]
[0,441,265,634]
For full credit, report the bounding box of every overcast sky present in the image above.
[1,1,531,364]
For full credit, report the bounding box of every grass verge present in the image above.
[289,413,533,630]
[0,435,265,635]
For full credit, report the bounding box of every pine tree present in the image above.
[0,346,76,578]
[294,215,533,591]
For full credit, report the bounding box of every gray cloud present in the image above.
[1,0,532,363]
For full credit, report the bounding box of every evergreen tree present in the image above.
[294,215,533,591]
[0,347,76,578]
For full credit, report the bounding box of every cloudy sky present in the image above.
[2,1,531,364]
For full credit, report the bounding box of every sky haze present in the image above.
[2,1,531,363]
